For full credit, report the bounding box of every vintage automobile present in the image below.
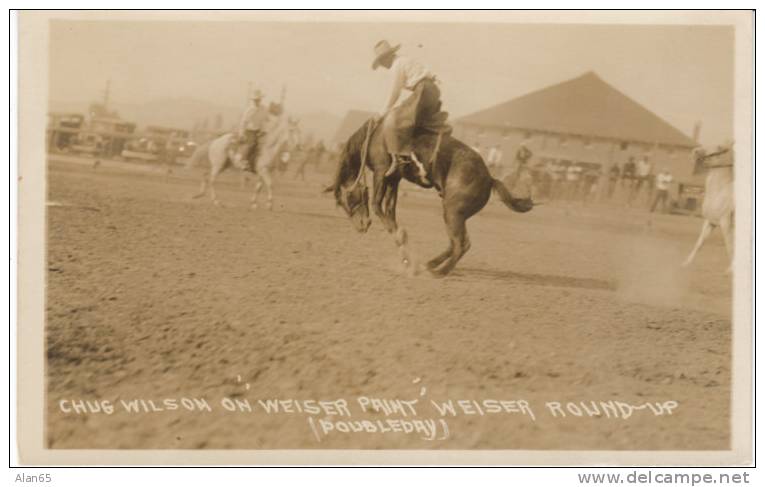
[69,132,106,156]
[121,126,194,164]
[670,183,705,216]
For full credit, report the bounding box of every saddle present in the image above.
[418,111,452,137]
[381,109,452,182]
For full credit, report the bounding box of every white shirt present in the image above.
[637,158,652,177]
[566,165,582,181]
[383,55,433,112]
[655,172,673,191]
[487,147,503,164]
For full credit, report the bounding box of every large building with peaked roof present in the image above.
[454,71,701,185]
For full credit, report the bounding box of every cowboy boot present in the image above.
[385,153,407,177]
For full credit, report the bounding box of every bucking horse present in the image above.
[325,118,534,277]
[682,141,735,273]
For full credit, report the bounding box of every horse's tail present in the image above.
[492,178,534,213]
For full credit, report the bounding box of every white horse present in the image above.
[187,111,300,209]
[682,141,734,272]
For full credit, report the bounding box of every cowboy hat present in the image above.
[372,40,401,70]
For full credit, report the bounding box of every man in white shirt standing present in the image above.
[486,145,503,174]
[372,40,447,181]
[630,153,653,204]
[650,167,674,213]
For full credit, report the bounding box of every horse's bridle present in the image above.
[698,148,734,169]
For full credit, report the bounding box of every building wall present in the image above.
[454,122,698,183]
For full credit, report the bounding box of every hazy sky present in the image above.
[49,19,734,144]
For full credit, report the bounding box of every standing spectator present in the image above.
[565,162,583,200]
[582,165,601,202]
[650,167,673,213]
[621,157,636,189]
[515,141,532,166]
[504,142,533,193]
[486,144,503,176]
[631,153,653,204]
[607,163,621,199]
[550,161,566,200]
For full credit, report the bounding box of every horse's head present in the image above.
[328,180,371,234]
[692,141,734,175]
[323,125,372,233]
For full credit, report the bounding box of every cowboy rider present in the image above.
[372,40,447,181]
[235,89,269,172]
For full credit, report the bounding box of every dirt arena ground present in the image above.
[45,156,732,450]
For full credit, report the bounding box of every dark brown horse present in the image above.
[325,119,533,276]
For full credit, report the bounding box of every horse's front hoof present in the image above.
[428,267,448,279]
[395,227,408,246]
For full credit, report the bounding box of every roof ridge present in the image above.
[458,72,696,147]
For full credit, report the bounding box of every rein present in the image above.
[429,130,444,167]
[347,118,376,192]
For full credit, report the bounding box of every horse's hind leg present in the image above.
[430,210,468,277]
[250,175,262,209]
[209,168,223,207]
[683,219,714,267]
[426,246,452,270]
[258,167,274,210]
[191,174,208,199]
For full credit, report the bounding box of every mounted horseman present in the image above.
[232,88,269,173]
[372,40,449,184]
[187,86,300,209]
[325,40,534,277]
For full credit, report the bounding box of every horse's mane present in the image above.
[329,121,370,198]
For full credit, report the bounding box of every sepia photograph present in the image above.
[14,10,753,466]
